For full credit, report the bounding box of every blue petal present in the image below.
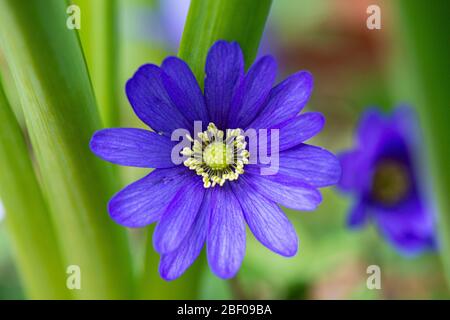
[207,185,246,279]
[232,179,298,257]
[159,191,212,281]
[346,199,368,229]
[126,64,191,134]
[374,196,436,255]
[90,128,177,168]
[249,71,313,130]
[338,150,371,192]
[357,107,386,148]
[108,167,190,228]
[269,112,325,151]
[205,41,244,129]
[153,179,205,253]
[161,57,209,124]
[253,143,341,188]
[228,55,277,129]
[242,170,322,211]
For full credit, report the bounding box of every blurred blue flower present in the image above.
[339,106,436,255]
[90,40,340,280]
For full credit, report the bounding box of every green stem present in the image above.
[139,226,204,299]
[0,0,133,299]
[73,0,119,127]
[395,0,450,285]
[179,0,272,85]
[0,77,70,299]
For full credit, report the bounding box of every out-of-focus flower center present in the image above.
[371,159,410,206]
[181,123,249,188]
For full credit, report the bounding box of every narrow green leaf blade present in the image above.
[179,0,272,83]
[73,0,120,127]
[139,226,204,299]
[0,0,134,298]
[0,77,70,299]
[396,0,450,285]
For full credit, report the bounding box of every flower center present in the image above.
[181,123,249,188]
[371,159,410,206]
[203,142,233,170]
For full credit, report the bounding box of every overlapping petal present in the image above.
[161,57,209,124]
[254,144,341,188]
[228,55,277,129]
[249,71,313,130]
[267,112,325,152]
[205,41,244,129]
[280,144,341,186]
[207,185,246,279]
[153,179,205,254]
[126,64,191,134]
[108,167,190,227]
[159,191,213,280]
[232,179,298,257]
[242,171,321,211]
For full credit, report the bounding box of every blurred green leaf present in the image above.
[179,0,272,85]
[396,0,450,286]
[139,226,204,299]
[0,78,70,299]
[0,0,133,298]
[73,0,120,127]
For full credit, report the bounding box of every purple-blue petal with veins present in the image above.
[153,178,205,254]
[253,143,341,188]
[232,179,298,257]
[228,55,277,129]
[207,185,246,279]
[126,64,191,134]
[108,167,191,227]
[90,128,177,168]
[267,112,325,152]
[279,143,341,187]
[248,71,313,130]
[159,190,213,281]
[161,56,209,124]
[242,170,321,211]
[205,41,244,129]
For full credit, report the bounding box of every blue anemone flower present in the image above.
[338,106,436,255]
[90,40,341,280]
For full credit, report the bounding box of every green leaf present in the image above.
[395,0,450,285]
[179,0,272,85]
[0,0,133,298]
[73,0,120,127]
[0,77,70,299]
[138,226,204,299]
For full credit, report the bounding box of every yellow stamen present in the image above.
[181,123,249,188]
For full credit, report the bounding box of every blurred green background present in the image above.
[0,0,449,299]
